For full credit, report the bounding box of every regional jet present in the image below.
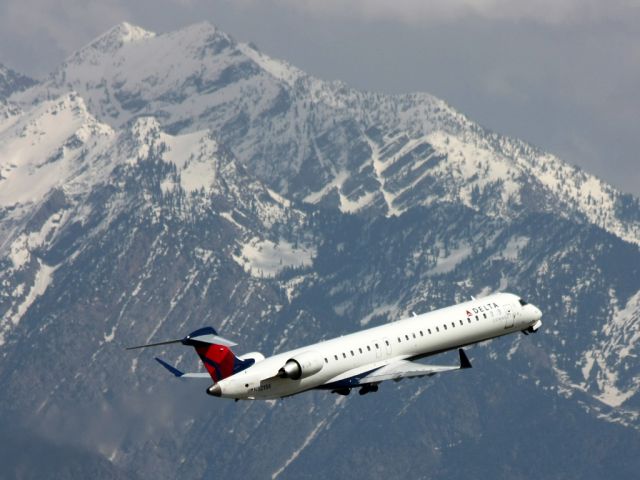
[128,292,542,400]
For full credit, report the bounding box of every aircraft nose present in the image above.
[530,304,542,320]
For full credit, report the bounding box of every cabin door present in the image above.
[383,337,392,357]
[373,340,382,360]
[503,304,515,328]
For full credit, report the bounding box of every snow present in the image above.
[193,247,213,263]
[303,170,349,204]
[9,234,30,269]
[0,93,114,208]
[568,290,640,410]
[0,260,56,345]
[506,338,521,360]
[232,238,315,278]
[104,325,116,343]
[430,244,472,275]
[6,210,69,268]
[359,303,398,326]
[80,21,155,54]
[282,275,307,303]
[595,368,636,408]
[237,42,303,87]
[219,212,244,229]
[609,290,640,360]
[366,135,400,216]
[502,236,529,261]
[266,188,291,208]
[163,129,218,192]
[587,290,640,407]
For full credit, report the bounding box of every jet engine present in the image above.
[278,351,324,380]
[238,351,266,363]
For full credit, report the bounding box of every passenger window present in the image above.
[467,318,471,323]
[476,315,479,321]
[342,353,346,359]
[413,333,416,338]
[451,322,455,328]
[420,331,424,336]
[367,346,371,351]
[405,334,409,341]
[428,328,432,334]
[436,326,439,332]
[385,340,390,346]
[483,313,487,319]
[443,324,447,330]
[334,355,338,360]
[375,343,379,349]
[359,348,363,354]
[398,337,402,343]
[324,358,328,363]
[350,350,354,356]
[459,320,463,326]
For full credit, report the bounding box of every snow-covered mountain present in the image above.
[1,21,639,479]
[16,22,640,245]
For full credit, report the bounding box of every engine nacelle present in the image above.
[238,351,266,363]
[278,350,324,380]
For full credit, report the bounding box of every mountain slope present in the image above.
[15,22,640,244]
[0,63,37,100]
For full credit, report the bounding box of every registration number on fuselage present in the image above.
[249,383,271,393]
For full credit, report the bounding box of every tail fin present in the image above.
[182,327,255,382]
[127,326,255,382]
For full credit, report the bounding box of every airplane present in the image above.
[127,292,542,400]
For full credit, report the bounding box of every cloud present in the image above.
[0,0,130,75]
[234,0,638,26]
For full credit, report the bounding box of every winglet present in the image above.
[155,357,185,377]
[458,349,472,369]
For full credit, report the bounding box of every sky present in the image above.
[1,0,638,196]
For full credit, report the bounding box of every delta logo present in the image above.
[466,303,500,316]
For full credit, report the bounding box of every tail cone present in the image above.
[207,384,222,397]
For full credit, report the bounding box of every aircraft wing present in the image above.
[321,349,471,390]
[359,348,471,384]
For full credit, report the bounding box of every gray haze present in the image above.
[1,0,638,195]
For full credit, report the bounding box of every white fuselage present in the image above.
[216,292,542,400]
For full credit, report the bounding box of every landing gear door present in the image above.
[504,304,515,328]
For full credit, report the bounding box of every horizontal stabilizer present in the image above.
[125,326,237,350]
[126,338,183,350]
[155,357,184,376]
[155,357,210,379]
[184,330,238,348]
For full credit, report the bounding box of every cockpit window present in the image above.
[519,298,528,306]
